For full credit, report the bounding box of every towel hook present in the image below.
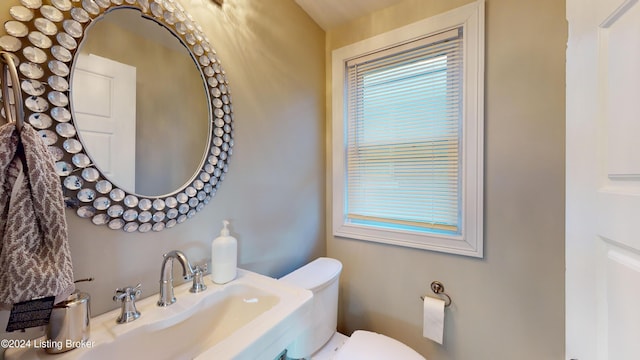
[420,281,452,307]
[0,51,25,131]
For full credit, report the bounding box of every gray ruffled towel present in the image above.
[0,122,74,309]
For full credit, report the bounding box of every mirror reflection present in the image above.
[71,8,210,197]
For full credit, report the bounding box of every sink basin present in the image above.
[5,269,312,360]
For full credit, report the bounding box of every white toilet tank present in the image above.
[279,257,342,359]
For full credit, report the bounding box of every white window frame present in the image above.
[331,1,484,258]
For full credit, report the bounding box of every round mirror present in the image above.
[1,0,234,232]
[72,8,210,197]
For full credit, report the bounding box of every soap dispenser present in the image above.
[211,220,237,284]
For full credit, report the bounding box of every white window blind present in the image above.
[344,28,463,234]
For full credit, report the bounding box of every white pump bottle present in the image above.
[211,220,237,284]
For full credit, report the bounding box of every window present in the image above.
[331,1,484,257]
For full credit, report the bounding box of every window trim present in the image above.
[331,1,484,258]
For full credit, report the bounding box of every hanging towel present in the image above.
[0,122,74,309]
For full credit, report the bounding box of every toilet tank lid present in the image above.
[279,257,342,292]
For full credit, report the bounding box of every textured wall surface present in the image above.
[326,0,566,359]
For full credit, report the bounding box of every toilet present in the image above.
[279,257,425,360]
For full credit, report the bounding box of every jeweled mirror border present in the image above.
[1,0,234,232]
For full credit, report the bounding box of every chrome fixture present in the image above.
[420,281,453,307]
[46,292,91,354]
[1,52,24,131]
[158,251,194,307]
[190,263,208,293]
[113,284,142,323]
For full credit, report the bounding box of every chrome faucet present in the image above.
[158,250,194,307]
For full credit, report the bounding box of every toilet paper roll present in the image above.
[422,296,445,344]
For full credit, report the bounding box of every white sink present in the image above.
[5,269,312,360]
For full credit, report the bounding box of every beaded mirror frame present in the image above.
[0,0,234,232]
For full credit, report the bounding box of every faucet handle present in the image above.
[113,283,142,302]
[190,264,208,293]
[196,263,207,273]
[113,284,142,324]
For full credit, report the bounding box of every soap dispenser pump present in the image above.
[211,220,237,284]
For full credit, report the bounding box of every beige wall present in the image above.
[0,0,566,358]
[0,0,325,354]
[326,1,566,359]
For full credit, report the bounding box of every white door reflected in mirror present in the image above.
[73,53,137,191]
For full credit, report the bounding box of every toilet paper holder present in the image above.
[420,281,452,307]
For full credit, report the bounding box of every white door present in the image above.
[72,53,137,191]
[567,0,640,359]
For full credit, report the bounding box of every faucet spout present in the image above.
[158,250,194,307]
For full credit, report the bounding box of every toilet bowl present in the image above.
[279,257,425,360]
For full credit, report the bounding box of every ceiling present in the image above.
[294,0,405,30]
